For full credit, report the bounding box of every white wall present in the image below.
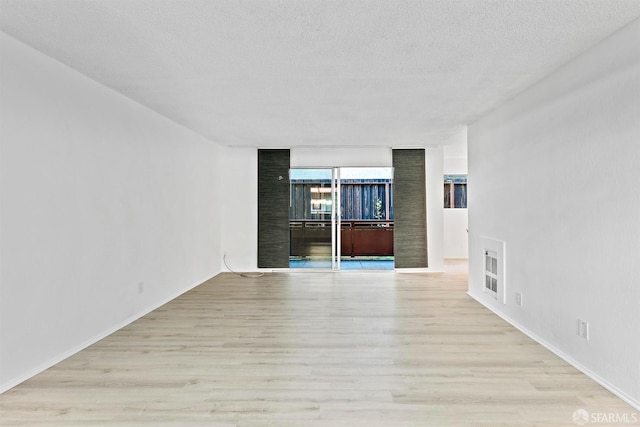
[468,19,640,408]
[221,146,446,271]
[291,147,392,168]
[0,33,223,392]
[425,146,445,271]
[443,129,468,174]
[443,130,469,258]
[443,209,468,258]
[221,147,258,272]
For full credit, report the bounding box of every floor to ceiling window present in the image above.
[289,167,394,270]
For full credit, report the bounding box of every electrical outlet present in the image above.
[137,282,144,294]
[577,319,589,340]
[515,292,523,307]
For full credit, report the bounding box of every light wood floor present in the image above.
[0,263,635,426]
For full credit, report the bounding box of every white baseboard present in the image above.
[0,272,218,394]
[467,291,640,412]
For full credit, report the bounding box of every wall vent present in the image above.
[484,250,498,296]
[480,237,506,304]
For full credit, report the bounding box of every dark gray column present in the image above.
[257,149,290,268]
[392,149,428,268]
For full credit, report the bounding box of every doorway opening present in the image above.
[289,167,394,270]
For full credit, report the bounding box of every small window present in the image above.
[444,175,467,208]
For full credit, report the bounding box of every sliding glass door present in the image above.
[290,167,394,271]
[339,168,394,270]
[289,168,336,269]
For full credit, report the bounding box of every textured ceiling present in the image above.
[2,1,640,147]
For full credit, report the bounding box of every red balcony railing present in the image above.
[290,220,393,257]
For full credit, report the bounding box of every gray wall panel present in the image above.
[257,149,290,268]
[393,149,428,268]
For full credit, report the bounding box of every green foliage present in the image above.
[374,198,383,220]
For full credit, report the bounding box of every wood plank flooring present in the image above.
[0,264,635,426]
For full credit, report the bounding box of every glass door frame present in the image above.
[332,167,340,271]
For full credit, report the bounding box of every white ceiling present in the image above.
[2,1,640,147]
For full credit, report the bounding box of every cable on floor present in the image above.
[223,254,264,278]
